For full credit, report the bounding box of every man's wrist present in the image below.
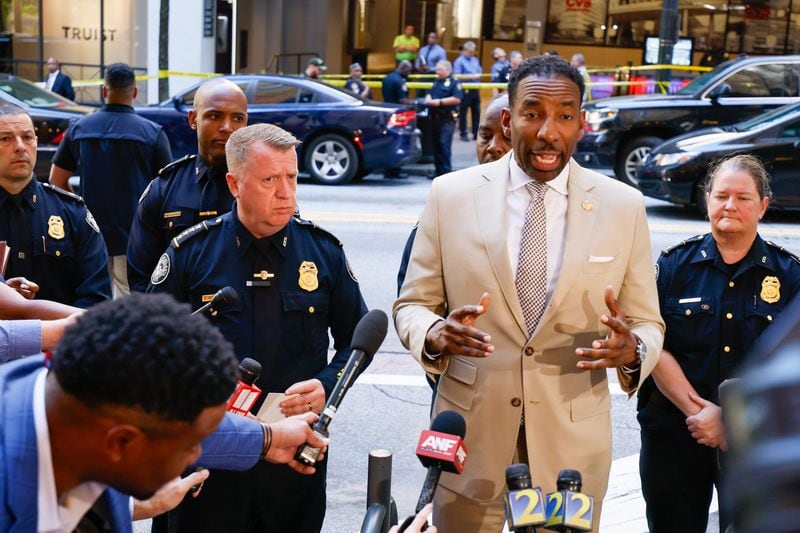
[260,423,272,459]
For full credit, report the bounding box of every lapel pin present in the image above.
[581,200,592,211]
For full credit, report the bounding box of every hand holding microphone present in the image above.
[295,309,389,466]
[398,410,468,532]
[544,469,593,532]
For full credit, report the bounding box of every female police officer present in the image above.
[637,154,800,532]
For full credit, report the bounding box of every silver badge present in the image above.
[150,253,171,285]
[85,211,100,233]
[444,79,451,88]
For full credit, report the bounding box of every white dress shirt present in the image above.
[45,71,59,91]
[34,368,108,533]
[507,152,569,306]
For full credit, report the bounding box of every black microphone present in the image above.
[504,463,546,532]
[191,286,239,317]
[295,309,388,465]
[544,469,593,532]
[226,358,262,415]
[398,410,468,532]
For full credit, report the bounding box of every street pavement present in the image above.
[127,135,800,532]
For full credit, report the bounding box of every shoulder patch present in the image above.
[661,234,704,256]
[150,253,170,285]
[170,217,224,249]
[294,217,343,247]
[41,182,83,203]
[158,154,196,178]
[765,240,800,264]
[85,210,100,233]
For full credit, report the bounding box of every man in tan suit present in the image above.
[393,54,664,531]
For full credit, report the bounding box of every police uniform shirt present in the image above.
[345,77,368,97]
[638,232,800,421]
[127,154,233,293]
[0,179,111,307]
[428,76,464,117]
[381,71,409,104]
[52,103,172,257]
[146,207,368,396]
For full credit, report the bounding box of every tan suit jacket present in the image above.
[393,153,664,530]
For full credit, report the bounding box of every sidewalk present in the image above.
[404,134,479,177]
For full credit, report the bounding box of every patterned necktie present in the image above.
[516,181,548,337]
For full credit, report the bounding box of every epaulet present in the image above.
[293,217,343,247]
[158,154,196,178]
[41,182,83,203]
[661,234,704,255]
[765,240,800,264]
[170,217,224,249]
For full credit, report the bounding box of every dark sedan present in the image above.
[136,74,422,185]
[0,75,92,177]
[637,102,800,211]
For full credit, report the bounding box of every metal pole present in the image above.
[37,0,43,79]
[656,0,679,89]
[100,0,105,76]
[366,449,393,533]
[231,0,238,74]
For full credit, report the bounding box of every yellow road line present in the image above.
[304,211,800,238]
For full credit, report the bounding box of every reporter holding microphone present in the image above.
[147,123,368,532]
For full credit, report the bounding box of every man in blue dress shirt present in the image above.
[453,40,483,141]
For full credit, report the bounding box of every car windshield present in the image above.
[675,70,717,95]
[0,78,74,108]
[734,102,800,132]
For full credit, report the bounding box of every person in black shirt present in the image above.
[344,62,371,99]
[381,61,413,104]
[424,60,463,177]
[49,63,172,297]
[127,78,248,292]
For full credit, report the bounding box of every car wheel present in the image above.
[615,136,663,186]
[304,134,358,185]
[693,183,707,216]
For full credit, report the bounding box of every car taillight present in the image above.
[51,131,65,144]
[388,110,416,127]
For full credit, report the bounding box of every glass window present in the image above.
[779,119,800,138]
[491,0,526,40]
[254,81,299,104]
[547,0,608,45]
[719,63,794,97]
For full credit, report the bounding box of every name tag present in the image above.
[163,211,182,219]
[201,294,215,302]
[678,297,702,304]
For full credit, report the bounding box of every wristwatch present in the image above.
[621,338,646,374]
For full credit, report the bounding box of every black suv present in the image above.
[576,55,800,185]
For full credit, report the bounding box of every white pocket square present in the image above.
[588,255,616,263]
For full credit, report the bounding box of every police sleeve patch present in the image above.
[346,258,358,283]
[85,210,100,233]
[654,263,659,281]
[150,253,171,285]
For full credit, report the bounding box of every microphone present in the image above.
[398,410,468,532]
[504,463,546,532]
[191,286,239,317]
[295,309,388,465]
[544,469,594,532]
[226,358,262,415]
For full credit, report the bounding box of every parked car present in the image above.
[0,74,92,177]
[576,55,800,185]
[637,102,800,211]
[136,74,422,185]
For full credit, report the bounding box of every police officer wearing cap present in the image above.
[126,78,248,293]
[344,62,371,99]
[425,59,463,177]
[49,62,172,298]
[638,155,800,533]
[147,123,367,533]
[0,103,110,307]
[302,57,327,80]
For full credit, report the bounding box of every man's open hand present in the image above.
[424,292,494,358]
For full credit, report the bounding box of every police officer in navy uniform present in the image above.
[425,59,463,177]
[0,103,110,308]
[381,60,413,105]
[147,123,368,533]
[49,63,172,297]
[127,78,248,292]
[638,155,800,533]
